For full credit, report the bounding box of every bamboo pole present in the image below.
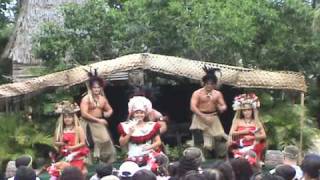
[299,92,305,163]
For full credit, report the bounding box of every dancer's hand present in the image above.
[128,126,135,135]
[97,118,108,125]
[142,145,152,151]
[243,135,254,141]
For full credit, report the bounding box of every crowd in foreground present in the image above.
[3,145,320,180]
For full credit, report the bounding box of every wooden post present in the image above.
[299,92,305,163]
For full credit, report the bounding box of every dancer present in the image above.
[80,69,116,163]
[189,66,227,157]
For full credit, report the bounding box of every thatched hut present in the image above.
[0,53,307,153]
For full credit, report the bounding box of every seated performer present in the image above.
[228,93,266,161]
[118,96,164,173]
[48,101,89,179]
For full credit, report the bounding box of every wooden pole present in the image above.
[299,92,305,163]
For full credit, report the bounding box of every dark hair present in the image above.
[202,66,220,84]
[14,166,36,180]
[260,173,285,180]
[60,166,85,180]
[183,170,206,180]
[301,154,320,178]
[239,108,254,119]
[274,165,296,180]
[230,158,253,180]
[132,169,156,180]
[96,163,113,178]
[15,155,32,168]
[88,68,105,88]
[202,168,224,180]
[168,162,179,177]
[207,160,234,180]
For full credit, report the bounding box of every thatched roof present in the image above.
[3,0,86,65]
[0,53,307,103]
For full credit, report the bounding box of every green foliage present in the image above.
[260,98,319,151]
[0,113,53,161]
[164,144,186,161]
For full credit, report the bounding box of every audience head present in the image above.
[59,166,84,180]
[179,147,203,172]
[15,155,32,168]
[208,160,235,180]
[96,163,113,178]
[101,175,120,180]
[260,173,285,180]
[132,169,156,180]
[14,166,36,180]
[282,145,299,162]
[230,158,253,180]
[203,168,224,180]
[183,170,206,180]
[118,161,140,178]
[274,165,296,180]
[168,162,180,177]
[301,154,320,179]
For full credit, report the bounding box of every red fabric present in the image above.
[59,132,89,170]
[117,122,161,144]
[233,125,266,159]
[235,126,256,146]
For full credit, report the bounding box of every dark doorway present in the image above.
[103,83,241,146]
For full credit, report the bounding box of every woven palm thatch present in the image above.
[0,53,307,102]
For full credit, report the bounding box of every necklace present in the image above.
[65,126,74,131]
[244,119,253,125]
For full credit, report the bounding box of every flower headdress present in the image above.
[128,96,152,115]
[54,100,80,114]
[232,93,260,111]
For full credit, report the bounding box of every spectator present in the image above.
[203,168,224,180]
[207,160,235,180]
[90,163,113,180]
[5,161,16,179]
[230,158,253,180]
[274,165,296,180]
[14,166,36,180]
[8,155,40,180]
[59,166,85,180]
[177,147,203,178]
[101,175,120,180]
[118,161,140,179]
[132,169,156,180]
[183,170,206,180]
[301,154,320,180]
